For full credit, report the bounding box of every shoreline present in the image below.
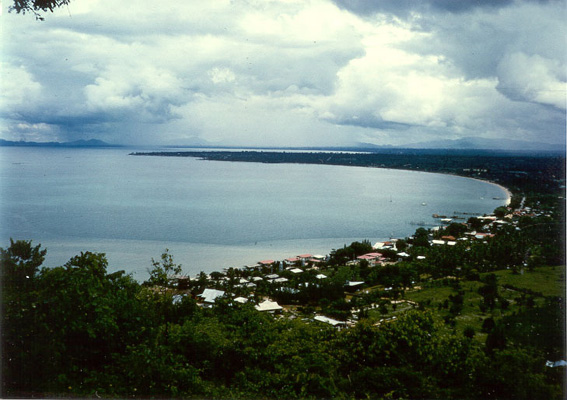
[4,149,517,280]
[33,236,393,281]
[479,179,512,207]
[131,150,516,206]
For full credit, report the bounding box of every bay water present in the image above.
[0,147,509,280]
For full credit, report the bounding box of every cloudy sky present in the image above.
[1,0,565,147]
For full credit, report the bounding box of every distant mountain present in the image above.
[399,137,563,152]
[0,139,121,148]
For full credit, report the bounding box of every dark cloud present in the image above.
[331,0,555,17]
[335,116,413,130]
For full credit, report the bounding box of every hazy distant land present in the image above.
[0,139,121,148]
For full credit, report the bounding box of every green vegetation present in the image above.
[2,153,565,399]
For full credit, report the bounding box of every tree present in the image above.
[1,239,47,393]
[145,249,182,287]
[441,222,468,239]
[485,324,507,352]
[395,238,408,251]
[481,317,496,333]
[9,0,70,20]
[467,217,485,231]
[32,252,144,393]
[328,241,372,265]
[1,238,46,288]
[412,228,430,247]
[493,206,509,219]
[478,273,499,311]
[463,326,475,339]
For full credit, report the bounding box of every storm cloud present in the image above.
[1,0,565,147]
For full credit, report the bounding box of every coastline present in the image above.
[443,172,512,207]
[3,148,518,280]
[131,149,517,206]
[483,179,513,206]
[37,236,392,281]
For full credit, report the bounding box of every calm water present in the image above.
[0,147,508,280]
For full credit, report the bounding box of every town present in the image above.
[158,200,562,333]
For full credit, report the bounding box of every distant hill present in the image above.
[0,139,121,148]
[397,137,563,152]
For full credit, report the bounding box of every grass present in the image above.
[365,265,565,342]
[490,265,565,297]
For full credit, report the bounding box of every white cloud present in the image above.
[208,67,236,84]
[497,52,566,110]
[1,0,565,147]
[312,23,499,131]
[0,63,42,116]
[84,65,187,122]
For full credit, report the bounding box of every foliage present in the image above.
[1,239,47,392]
[411,227,430,247]
[9,0,70,20]
[145,249,182,287]
[328,240,373,265]
[478,273,499,310]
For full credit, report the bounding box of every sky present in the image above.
[1,0,565,147]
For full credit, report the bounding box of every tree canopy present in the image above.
[1,236,564,398]
[10,0,70,20]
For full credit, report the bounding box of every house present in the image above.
[259,259,277,273]
[475,233,495,240]
[374,241,394,250]
[305,258,323,267]
[546,360,567,368]
[345,281,364,292]
[234,296,248,304]
[357,252,384,266]
[255,299,283,312]
[314,315,346,327]
[198,288,225,305]
[285,257,300,265]
[297,254,313,266]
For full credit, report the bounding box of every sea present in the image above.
[0,147,509,280]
